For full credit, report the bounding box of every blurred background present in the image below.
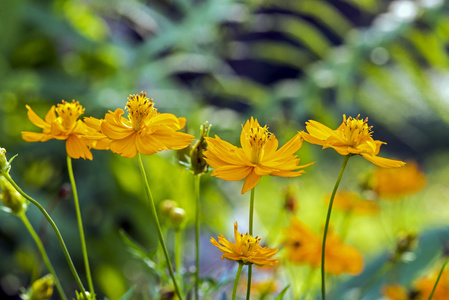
[1,0,449,299]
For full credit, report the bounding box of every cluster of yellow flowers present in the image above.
[16,91,423,299]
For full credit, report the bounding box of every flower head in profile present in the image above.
[301,115,405,168]
[95,92,194,158]
[283,217,363,275]
[210,222,278,266]
[204,117,313,194]
[370,162,426,200]
[326,191,378,215]
[21,100,109,160]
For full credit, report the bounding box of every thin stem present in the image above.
[321,155,351,300]
[194,174,201,300]
[246,187,256,300]
[67,155,95,298]
[232,263,244,300]
[18,212,68,300]
[137,154,183,300]
[175,229,182,289]
[3,173,88,298]
[428,257,449,300]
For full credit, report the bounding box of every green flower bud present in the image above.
[29,274,54,300]
[170,207,186,230]
[75,291,93,300]
[190,122,211,175]
[159,199,178,217]
[0,148,8,175]
[0,177,26,215]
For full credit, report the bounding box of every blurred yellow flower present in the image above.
[371,162,426,200]
[22,100,109,160]
[283,217,363,275]
[210,222,278,266]
[301,115,405,168]
[204,117,313,194]
[415,269,449,300]
[95,92,194,158]
[326,191,378,215]
[382,285,410,300]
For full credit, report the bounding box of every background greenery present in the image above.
[1,0,449,299]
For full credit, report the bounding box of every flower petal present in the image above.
[361,153,406,168]
[241,169,262,194]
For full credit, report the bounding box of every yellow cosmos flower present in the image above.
[326,191,378,215]
[371,162,426,200]
[204,117,313,194]
[283,217,363,275]
[415,269,449,300]
[210,222,278,266]
[301,115,405,168]
[382,285,411,300]
[95,92,194,158]
[22,100,109,160]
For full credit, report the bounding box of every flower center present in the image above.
[56,100,85,130]
[343,115,372,145]
[246,124,271,164]
[240,233,261,255]
[126,92,156,131]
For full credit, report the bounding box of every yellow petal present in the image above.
[25,105,49,129]
[241,169,262,194]
[66,135,93,160]
[211,165,252,181]
[22,131,53,142]
[361,153,406,168]
[109,133,138,158]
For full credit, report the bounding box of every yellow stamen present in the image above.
[343,114,372,145]
[126,91,156,131]
[246,123,271,164]
[56,100,84,130]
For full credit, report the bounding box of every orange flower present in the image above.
[210,222,278,266]
[283,217,363,275]
[382,285,410,300]
[415,269,449,300]
[326,191,378,215]
[301,115,405,168]
[371,162,426,200]
[204,117,313,194]
[22,100,109,160]
[95,92,194,158]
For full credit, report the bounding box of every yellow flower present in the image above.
[326,191,378,215]
[96,92,194,158]
[415,269,449,300]
[371,162,426,200]
[21,100,109,160]
[382,285,410,300]
[204,117,313,194]
[210,222,278,266]
[301,115,405,168]
[283,217,363,275]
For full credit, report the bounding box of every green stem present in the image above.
[137,154,183,300]
[233,263,244,300]
[246,187,256,300]
[428,257,449,300]
[194,174,201,300]
[175,229,182,289]
[18,212,68,300]
[67,156,95,298]
[3,173,88,298]
[321,155,350,300]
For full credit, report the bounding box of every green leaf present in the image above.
[120,286,135,300]
[275,285,290,300]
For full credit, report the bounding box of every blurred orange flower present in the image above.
[93,92,194,158]
[283,217,363,275]
[204,117,313,194]
[326,191,378,215]
[415,269,449,300]
[22,100,109,160]
[371,162,426,200]
[301,115,405,168]
[382,285,410,300]
[210,222,278,266]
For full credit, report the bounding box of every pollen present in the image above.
[56,100,85,130]
[126,91,156,131]
[343,114,372,145]
[246,122,271,164]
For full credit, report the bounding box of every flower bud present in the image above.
[170,207,186,230]
[189,122,211,175]
[159,199,178,217]
[0,147,9,175]
[0,177,26,215]
[75,291,93,300]
[29,274,54,300]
